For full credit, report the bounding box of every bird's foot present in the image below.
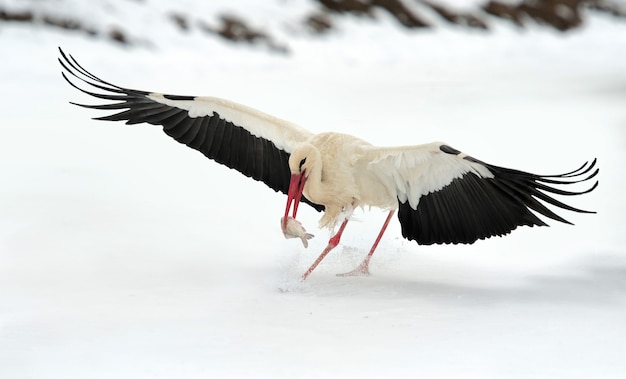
[336,261,371,277]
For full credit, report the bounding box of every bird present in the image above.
[58,48,599,280]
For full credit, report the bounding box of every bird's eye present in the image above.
[299,158,306,169]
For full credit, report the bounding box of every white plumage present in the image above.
[365,143,495,208]
[59,48,598,280]
[149,94,312,151]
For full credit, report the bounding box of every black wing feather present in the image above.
[399,154,598,245]
[59,48,323,212]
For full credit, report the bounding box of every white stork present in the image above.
[58,48,599,280]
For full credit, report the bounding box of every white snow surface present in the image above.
[1,1,626,378]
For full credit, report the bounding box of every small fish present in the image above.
[281,216,314,248]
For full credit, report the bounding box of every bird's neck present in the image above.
[303,150,323,204]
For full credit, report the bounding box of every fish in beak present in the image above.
[282,172,307,232]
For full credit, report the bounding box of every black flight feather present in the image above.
[398,149,598,245]
[59,47,324,212]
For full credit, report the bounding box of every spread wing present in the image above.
[366,142,598,245]
[59,48,323,212]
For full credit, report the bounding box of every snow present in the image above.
[1,1,626,378]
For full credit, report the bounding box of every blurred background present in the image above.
[1,1,626,378]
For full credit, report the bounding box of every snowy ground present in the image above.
[1,2,626,378]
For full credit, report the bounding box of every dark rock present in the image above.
[481,0,624,32]
[170,12,190,32]
[424,1,489,30]
[482,1,526,27]
[375,0,430,28]
[42,15,82,31]
[316,0,430,28]
[305,13,334,33]
[199,15,289,53]
[519,0,582,31]
[109,28,129,44]
[0,9,33,22]
[317,0,374,15]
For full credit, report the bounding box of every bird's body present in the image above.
[59,48,598,279]
[291,132,381,228]
[288,133,494,230]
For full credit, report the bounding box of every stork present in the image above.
[58,48,598,280]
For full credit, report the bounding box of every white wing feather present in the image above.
[365,142,494,209]
[148,94,313,152]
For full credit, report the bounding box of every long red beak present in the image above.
[283,172,307,231]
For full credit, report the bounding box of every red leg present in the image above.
[337,210,395,277]
[301,218,349,281]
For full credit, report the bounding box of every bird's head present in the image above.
[288,143,317,177]
[283,144,318,231]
